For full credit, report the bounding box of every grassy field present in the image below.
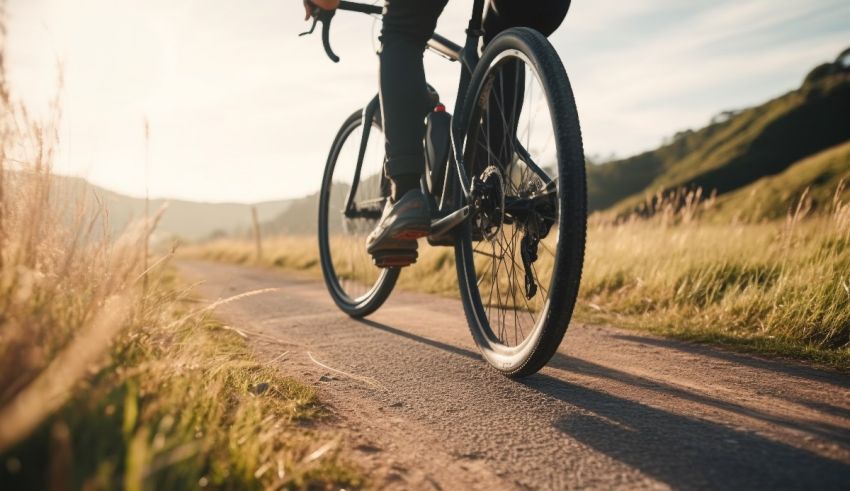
[0,54,359,490]
[579,197,850,367]
[184,185,850,369]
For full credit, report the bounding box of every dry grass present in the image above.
[0,29,360,490]
[579,186,850,366]
[186,186,850,369]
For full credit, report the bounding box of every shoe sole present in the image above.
[377,227,429,267]
[368,219,430,268]
[391,227,430,241]
[372,249,418,268]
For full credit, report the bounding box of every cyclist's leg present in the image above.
[483,0,571,44]
[481,0,571,169]
[379,0,449,201]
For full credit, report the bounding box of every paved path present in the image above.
[179,260,850,490]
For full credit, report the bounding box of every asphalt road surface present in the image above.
[179,260,850,490]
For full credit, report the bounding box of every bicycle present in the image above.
[305,0,586,377]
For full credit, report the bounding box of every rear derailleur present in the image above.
[470,168,556,300]
[517,182,556,299]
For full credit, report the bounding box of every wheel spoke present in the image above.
[473,247,503,259]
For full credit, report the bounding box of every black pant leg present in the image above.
[379,0,449,180]
[479,0,571,172]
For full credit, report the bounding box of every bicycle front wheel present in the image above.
[455,28,587,377]
[318,109,399,317]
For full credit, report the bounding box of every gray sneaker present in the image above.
[366,189,431,267]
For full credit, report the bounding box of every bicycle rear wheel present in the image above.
[455,28,587,377]
[318,110,399,317]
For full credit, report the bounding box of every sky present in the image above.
[6,0,850,203]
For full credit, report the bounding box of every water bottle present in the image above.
[425,104,452,196]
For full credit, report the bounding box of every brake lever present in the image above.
[299,11,320,36]
[299,7,340,63]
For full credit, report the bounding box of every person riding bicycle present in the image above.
[304,0,572,266]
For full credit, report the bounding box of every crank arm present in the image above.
[429,205,470,239]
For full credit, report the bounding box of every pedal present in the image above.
[372,249,418,268]
[428,227,483,247]
[428,216,455,246]
[427,234,454,247]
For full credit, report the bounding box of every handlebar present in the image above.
[338,1,382,15]
[300,1,383,63]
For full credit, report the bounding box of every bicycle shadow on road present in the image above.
[544,352,850,447]
[610,333,850,390]
[604,333,850,427]
[356,318,850,490]
[531,356,850,490]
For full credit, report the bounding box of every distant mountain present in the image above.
[260,181,357,236]
[260,190,322,235]
[588,47,850,217]
[260,176,384,235]
[55,175,293,241]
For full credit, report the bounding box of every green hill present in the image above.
[588,48,850,216]
[710,140,850,221]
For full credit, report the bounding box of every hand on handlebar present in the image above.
[300,0,343,62]
[303,0,340,20]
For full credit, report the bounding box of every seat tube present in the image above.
[448,0,487,203]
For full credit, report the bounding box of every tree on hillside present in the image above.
[836,47,850,69]
[804,46,850,85]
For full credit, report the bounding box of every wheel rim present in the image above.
[462,49,561,351]
[323,117,392,305]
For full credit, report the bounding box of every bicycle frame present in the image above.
[338,0,487,235]
[316,2,586,375]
